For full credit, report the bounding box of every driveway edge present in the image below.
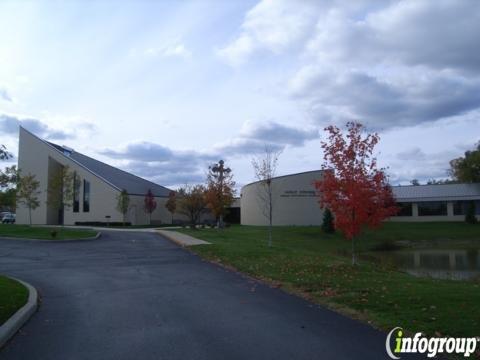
[0,278,38,348]
[156,229,210,246]
[0,231,101,242]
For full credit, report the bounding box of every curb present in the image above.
[156,230,210,247]
[156,230,187,247]
[0,231,102,242]
[0,277,38,348]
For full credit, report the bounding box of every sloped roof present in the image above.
[47,142,171,197]
[392,183,480,202]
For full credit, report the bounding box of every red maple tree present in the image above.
[144,189,157,225]
[314,122,398,265]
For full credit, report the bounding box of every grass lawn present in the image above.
[176,223,480,338]
[0,224,97,240]
[0,275,29,325]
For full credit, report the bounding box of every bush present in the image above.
[321,208,335,234]
[50,230,57,238]
[465,201,478,224]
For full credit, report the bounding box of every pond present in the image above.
[367,248,480,281]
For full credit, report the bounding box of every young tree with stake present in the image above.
[165,190,177,224]
[16,173,40,225]
[314,122,398,265]
[116,189,130,226]
[144,189,157,225]
[252,146,281,247]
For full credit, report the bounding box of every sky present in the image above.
[1,0,479,190]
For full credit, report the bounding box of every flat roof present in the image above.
[392,183,480,202]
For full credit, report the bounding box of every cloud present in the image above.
[214,120,318,155]
[289,68,480,129]
[0,88,12,102]
[144,43,191,59]
[100,120,318,186]
[217,0,320,66]
[305,1,480,74]
[0,114,72,140]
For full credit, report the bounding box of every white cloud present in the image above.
[144,43,191,59]
[217,0,320,66]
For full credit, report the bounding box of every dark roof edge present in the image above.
[242,169,325,189]
[20,126,122,193]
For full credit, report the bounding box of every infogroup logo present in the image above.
[386,327,479,358]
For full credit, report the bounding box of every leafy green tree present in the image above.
[0,188,16,211]
[47,166,74,213]
[116,189,130,226]
[465,201,478,224]
[17,173,40,225]
[0,145,11,160]
[321,208,335,234]
[0,165,19,188]
[177,184,206,228]
[450,142,480,183]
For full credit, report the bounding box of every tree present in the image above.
[321,208,335,234]
[16,173,40,225]
[144,189,157,224]
[449,142,480,183]
[177,184,206,228]
[205,160,235,228]
[252,146,281,247]
[165,190,176,224]
[0,188,16,211]
[0,145,11,160]
[0,165,18,188]
[47,166,74,213]
[465,201,478,224]
[314,122,398,265]
[116,189,130,226]
[410,179,420,186]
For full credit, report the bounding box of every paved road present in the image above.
[0,231,403,359]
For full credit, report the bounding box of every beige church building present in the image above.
[16,127,175,226]
[240,170,480,226]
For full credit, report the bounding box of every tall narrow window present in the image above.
[83,180,90,212]
[73,172,80,213]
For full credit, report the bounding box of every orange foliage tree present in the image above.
[314,122,398,265]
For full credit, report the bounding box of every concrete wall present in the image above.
[241,170,324,226]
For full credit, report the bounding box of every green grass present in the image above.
[0,224,97,240]
[176,223,480,338]
[0,275,29,325]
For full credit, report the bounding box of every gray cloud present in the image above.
[100,120,317,186]
[0,88,12,102]
[0,114,72,140]
[215,121,318,155]
[290,69,480,130]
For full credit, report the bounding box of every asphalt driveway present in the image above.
[0,230,404,359]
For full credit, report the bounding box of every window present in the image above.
[83,180,90,212]
[453,201,468,215]
[418,201,447,216]
[395,202,412,216]
[454,200,480,215]
[73,172,80,213]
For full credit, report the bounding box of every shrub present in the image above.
[321,208,335,234]
[50,230,57,238]
[465,201,478,224]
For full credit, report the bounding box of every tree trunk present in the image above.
[29,206,32,226]
[268,184,273,247]
[351,236,356,266]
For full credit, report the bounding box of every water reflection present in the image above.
[370,248,480,281]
